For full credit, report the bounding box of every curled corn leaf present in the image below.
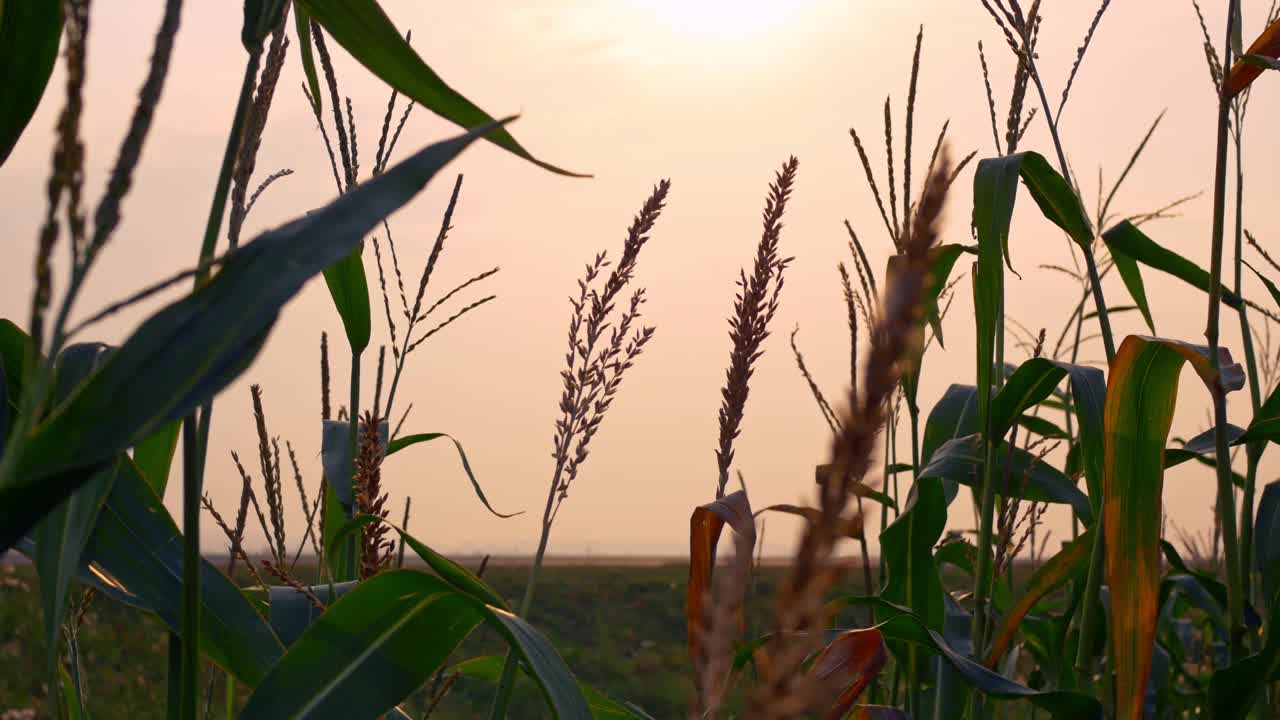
[686,490,755,664]
[1104,335,1244,720]
[984,527,1093,668]
[1225,16,1280,99]
[812,627,888,719]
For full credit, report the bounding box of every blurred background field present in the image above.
[0,559,795,718]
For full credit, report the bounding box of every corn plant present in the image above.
[13,1,1280,719]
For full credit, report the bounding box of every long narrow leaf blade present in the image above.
[0,121,505,552]
[322,250,371,353]
[1103,221,1244,310]
[384,431,517,517]
[132,419,181,495]
[0,0,62,166]
[297,0,582,176]
[79,458,283,684]
[1104,335,1244,720]
[984,527,1093,668]
[242,569,591,719]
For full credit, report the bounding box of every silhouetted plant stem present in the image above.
[906,399,922,720]
[1232,115,1264,622]
[1207,0,1245,663]
[195,52,260,284]
[344,353,362,580]
[178,46,260,720]
[1019,41,1122,694]
[180,416,203,719]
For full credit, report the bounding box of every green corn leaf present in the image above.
[0,357,7,463]
[990,358,1106,504]
[1104,335,1244,720]
[0,121,502,552]
[453,655,658,720]
[1016,413,1070,439]
[878,476,947,631]
[921,434,1093,522]
[984,527,1094,668]
[1110,248,1157,332]
[242,0,289,53]
[322,250,371,353]
[241,569,591,719]
[384,431,517,517]
[265,581,356,647]
[887,243,972,349]
[319,419,381,581]
[329,514,508,610]
[320,419,386,507]
[832,597,1105,719]
[321,482,353,582]
[131,419,181,495]
[1164,424,1248,469]
[1102,221,1244,315]
[1246,259,1280,309]
[0,0,62,166]
[1255,481,1280,609]
[1083,304,1141,321]
[921,384,980,470]
[933,536,979,579]
[33,343,119,674]
[296,0,583,177]
[1158,541,1242,634]
[972,156,1016,447]
[1208,599,1280,719]
[78,457,284,685]
[1014,152,1094,246]
[0,319,33,413]
[293,5,322,113]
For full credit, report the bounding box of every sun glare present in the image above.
[640,0,796,42]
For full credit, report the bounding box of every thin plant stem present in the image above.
[488,461,565,720]
[1232,113,1264,620]
[906,403,923,720]
[176,45,262,719]
[343,353,362,581]
[195,52,261,285]
[879,417,892,583]
[1014,22,1122,686]
[180,416,202,720]
[1206,0,1245,663]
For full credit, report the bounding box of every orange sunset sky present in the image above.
[4,1,1280,558]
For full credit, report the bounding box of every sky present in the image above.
[4,0,1280,559]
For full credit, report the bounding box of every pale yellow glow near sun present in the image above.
[640,0,795,42]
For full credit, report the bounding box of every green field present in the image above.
[0,560,814,718]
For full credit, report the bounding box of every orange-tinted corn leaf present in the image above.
[1226,16,1280,99]
[686,490,755,663]
[1104,335,1244,720]
[984,526,1093,668]
[811,627,888,720]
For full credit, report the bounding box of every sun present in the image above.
[639,0,796,43]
